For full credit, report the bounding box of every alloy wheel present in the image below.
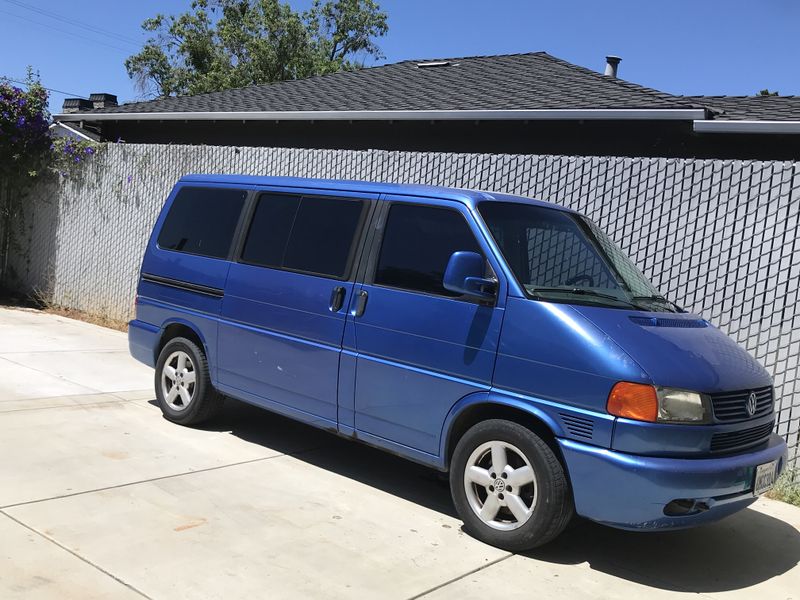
[463,440,538,531]
[160,350,196,412]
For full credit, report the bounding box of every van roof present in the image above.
[178,174,572,212]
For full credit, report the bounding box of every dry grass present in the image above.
[42,305,128,332]
[0,285,128,332]
[766,469,800,507]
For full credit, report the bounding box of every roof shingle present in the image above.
[683,95,800,121]
[84,52,704,115]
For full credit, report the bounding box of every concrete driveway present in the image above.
[0,307,798,600]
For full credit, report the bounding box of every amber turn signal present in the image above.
[607,382,658,422]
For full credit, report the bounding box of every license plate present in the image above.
[753,460,778,496]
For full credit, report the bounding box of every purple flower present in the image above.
[85,147,95,155]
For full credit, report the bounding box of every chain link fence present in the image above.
[8,143,799,470]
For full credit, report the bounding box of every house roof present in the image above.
[57,52,800,136]
[682,95,800,121]
[63,52,705,118]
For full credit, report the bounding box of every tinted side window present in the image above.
[240,194,299,268]
[241,193,365,278]
[375,204,482,296]
[283,197,364,277]
[157,187,246,259]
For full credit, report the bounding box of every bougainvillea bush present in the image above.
[51,137,97,175]
[0,73,51,182]
[0,70,99,283]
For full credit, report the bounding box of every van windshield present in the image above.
[478,202,681,312]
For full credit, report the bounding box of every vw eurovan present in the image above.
[130,175,788,550]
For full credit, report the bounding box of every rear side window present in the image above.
[157,187,247,259]
[374,203,482,296]
[241,193,365,279]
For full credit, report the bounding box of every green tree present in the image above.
[758,89,779,96]
[125,0,388,98]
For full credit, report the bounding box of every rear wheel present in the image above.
[450,419,573,551]
[155,337,223,426]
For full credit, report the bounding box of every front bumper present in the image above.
[558,433,788,530]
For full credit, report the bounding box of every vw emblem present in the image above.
[745,392,758,417]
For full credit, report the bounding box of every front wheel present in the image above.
[449,419,573,551]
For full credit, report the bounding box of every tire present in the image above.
[449,419,573,551]
[154,336,224,426]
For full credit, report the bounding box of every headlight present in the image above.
[656,387,708,423]
[607,382,710,424]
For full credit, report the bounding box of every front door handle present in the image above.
[352,290,368,317]
[329,286,346,312]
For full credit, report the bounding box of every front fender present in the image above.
[438,390,567,463]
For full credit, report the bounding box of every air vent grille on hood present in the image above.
[629,316,708,328]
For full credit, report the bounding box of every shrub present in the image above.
[0,69,51,182]
[767,469,800,507]
[0,69,100,282]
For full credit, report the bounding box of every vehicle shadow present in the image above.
[151,397,800,593]
[149,397,457,517]
[525,510,800,592]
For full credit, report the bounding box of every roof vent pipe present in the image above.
[604,55,621,77]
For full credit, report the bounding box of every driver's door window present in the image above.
[374,203,483,297]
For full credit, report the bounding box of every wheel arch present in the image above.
[156,319,209,362]
[440,392,566,471]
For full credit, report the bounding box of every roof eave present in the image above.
[48,121,99,142]
[54,108,706,122]
[693,120,800,134]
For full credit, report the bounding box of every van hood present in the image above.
[572,306,771,393]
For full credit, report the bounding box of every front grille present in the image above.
[710,386,773,422]
[710,420,774,453]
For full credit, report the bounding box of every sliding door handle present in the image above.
[329,286,346,312]
[352,290,369,317]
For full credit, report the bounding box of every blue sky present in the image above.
[1,0,797,113]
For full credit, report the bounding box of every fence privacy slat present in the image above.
[7,143,799,470]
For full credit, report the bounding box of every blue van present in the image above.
[130,175,788,550]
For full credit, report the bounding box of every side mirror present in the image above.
[443,251,496,300]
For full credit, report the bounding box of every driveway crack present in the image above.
[406,553,514,600]
[0,443,335,511]
[0,511,153,599]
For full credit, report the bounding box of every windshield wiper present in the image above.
[529,287,639,308]
[630,294,684,313]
